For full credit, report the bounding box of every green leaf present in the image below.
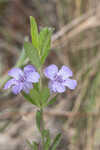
[39,28,53,64]
[16,48,27,67]
[42,129,50,137]
[44,138,51,150]
[39,28,50,54]
[41,87,50,106]
[22,88,41,107]
[36,110,42,131]
[30,16,39,50]
[44,130,51,150]
[22,92,37,106]
[47,95,58,106]
[50,133,61,150]
[24,42,41,69]
[30,88,41,107]
[34,83,39,92]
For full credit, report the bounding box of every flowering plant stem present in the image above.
[39,69,45,149]
[40,108,45,149]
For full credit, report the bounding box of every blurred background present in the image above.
[0,0,100,150]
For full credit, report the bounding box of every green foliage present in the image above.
[30,16,53,65]
[36,110,43,132]
[22,92,36,106]
[50,133,61,150]
[43,130,51,150]
[22,88,41,107]
[42,129,50,138]
[47,95,58,106]
[30,16,39,50]
[30,88,41,107]
[39,27,53,64]
[40,87,50,106]
[23,85,51,108]
[24,42,41,69]
[16,48,27,67]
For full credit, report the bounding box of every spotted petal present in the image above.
[63,79,77,90]
[44,64,58,80]
[58,66,73,80]
[8,68,23,80]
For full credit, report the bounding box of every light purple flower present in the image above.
[4,65,40,95]
[44,64,77,93]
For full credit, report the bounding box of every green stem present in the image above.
[39,68,42,91]
[40,107,45,150]
[39,68,45,149]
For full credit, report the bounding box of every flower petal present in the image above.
[8,68,23,80]
[23,87,30,94]
[4,79,18,89]
[44,64,58,80]
[23,82,33,93]
[26,72,40,83]
[63,79,77,90]
[48,81,53,93]
[58,66,73,80]
[48,81,66,93]
[12,83,23,94]
[24,65,36,74]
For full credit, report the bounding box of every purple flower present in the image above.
[4,65,40,95]
[44,64,77,93]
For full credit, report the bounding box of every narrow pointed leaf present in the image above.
[22,92,37,106]
[39,28,50,54]
[40,28,53,64]
[41,87,50,106]
[30,16,39,50]
[30,88,41,107]
[24,42,41,69]
[50,133,61,150]
[44,130,51,150]
[16,48,26,67]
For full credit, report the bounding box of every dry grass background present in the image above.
[0,0,100,150]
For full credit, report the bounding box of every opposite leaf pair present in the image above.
[4,64,77,94]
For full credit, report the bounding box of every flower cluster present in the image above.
[4,64,77,94]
